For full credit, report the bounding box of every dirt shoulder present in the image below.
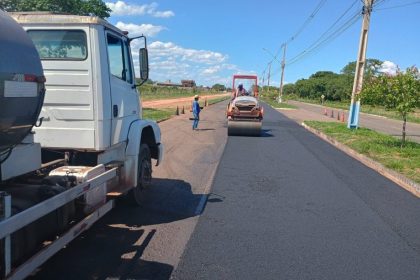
[142,93,229,109]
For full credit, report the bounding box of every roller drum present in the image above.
[227,120,262,136]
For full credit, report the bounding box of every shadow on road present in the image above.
[29,178,204,280]
[207,192,225,203]
[195,128,216,131]
[261,129,274,137]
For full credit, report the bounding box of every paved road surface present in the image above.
[173,103,420,279]
[287,100,420,143]
[29,102,228,279]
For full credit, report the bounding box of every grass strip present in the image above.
[208,96,230,105]
[143,108,174,122]
[304,121,420,183]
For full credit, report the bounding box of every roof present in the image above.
[233,75,258,80]
[10,12,123,35]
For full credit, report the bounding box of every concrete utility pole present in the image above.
[348,0,374,129]
[267,62,272,88]
[278,43,287,103]
[262,73,265,92]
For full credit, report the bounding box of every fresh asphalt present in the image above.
[173,102,420,279]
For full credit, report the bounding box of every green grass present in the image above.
[304,121,420,183]
[142,108,174,122]
[208,96,230,105]
[293,97,420,124]
[139,85,225,101]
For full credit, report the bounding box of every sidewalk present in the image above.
[278,100,420,144]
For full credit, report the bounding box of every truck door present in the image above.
[106,32,140,145]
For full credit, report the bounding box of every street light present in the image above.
[262,47,283,103]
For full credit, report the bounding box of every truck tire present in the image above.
[129,144,152,206]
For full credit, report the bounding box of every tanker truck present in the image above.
[0,10,163,279]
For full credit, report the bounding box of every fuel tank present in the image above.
[0,9,45,153]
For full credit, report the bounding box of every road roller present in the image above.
[226,75,264,136]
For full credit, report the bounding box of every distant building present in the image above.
[181,80,196,88]
[156,80,181,87]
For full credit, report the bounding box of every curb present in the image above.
[156,117,172,123]
[301,122,420,198]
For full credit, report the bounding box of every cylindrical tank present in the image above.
[0,10,45,153]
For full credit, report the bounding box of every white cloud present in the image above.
[153,11,175,18]
[115,22,165,37]
[106,1,175,18]
[149,41,228,64]
[202,66,221,75]
[128,40,252,86]
[379,61,398,76]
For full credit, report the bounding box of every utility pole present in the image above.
[267,62,272,89]
[278,43,287,103]
[262,71,265,93]
[348,0,374,129]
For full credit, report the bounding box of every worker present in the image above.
[192,94,201,130]
[237,84,247,96]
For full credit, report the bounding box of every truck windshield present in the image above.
[27,30,87,60]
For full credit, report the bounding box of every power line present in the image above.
[375,0,420,10]
[287,2,361,65]
[288,13,361,65]
[273,0,328,59]
[286,1,362,66]
[286,0,328,44]
[372,0,387,8]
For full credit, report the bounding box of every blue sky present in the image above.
[105,0,420,87]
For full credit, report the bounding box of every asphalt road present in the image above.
[173,102,420,279]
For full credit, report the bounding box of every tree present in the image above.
[361,67,420,146]
[282,83,296,96]
[211,84,226,91]
[341,58,383,78]
[0,0,111,18]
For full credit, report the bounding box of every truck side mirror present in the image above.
[139,47,149,81]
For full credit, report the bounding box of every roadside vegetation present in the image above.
[259,91,297,109]
[143,108,174,122]
[140,85,222,101]
[304,121,420,183]
[278,59,419,145]
[360,67,420,146]
[208,96,230,105]
[138,80,229,101]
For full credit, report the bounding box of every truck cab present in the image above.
[11,12,163,191]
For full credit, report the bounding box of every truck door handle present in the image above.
[113,105,118,117]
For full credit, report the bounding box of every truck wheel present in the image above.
[129,144,152,206]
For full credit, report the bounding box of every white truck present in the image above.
[0,11,163,279]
